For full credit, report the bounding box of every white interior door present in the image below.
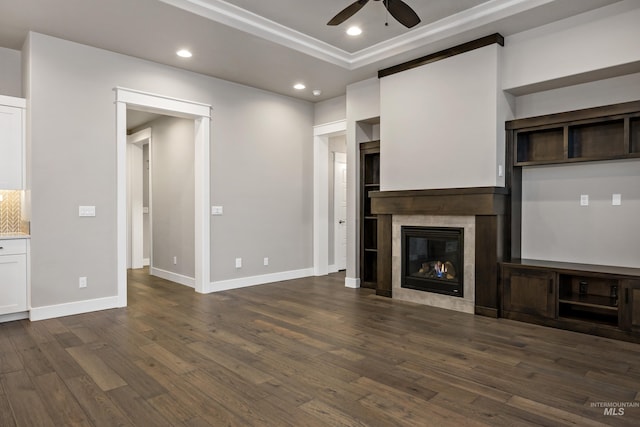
[334,152,347,271]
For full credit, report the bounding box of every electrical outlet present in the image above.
[612,194,622,206]
[173,256,177,265]
[79,277,87,288]
[498,165,504,177]
[580,195,589,206]
[264,257,269,266]
[235,258,242,268]
[211,206,224,215]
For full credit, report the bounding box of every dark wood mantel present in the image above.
[370,187,507,216]
[370,187,509,318]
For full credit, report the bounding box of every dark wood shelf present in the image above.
[360,140,380,290]
[505,259,640,279]
[559,295,618,311]
[511,106,640,166]
[514,153,640,167]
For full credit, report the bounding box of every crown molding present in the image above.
[159,0,555,70]
[158,0,352,67]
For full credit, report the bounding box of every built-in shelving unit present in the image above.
[360,141,380,289]
[512,103,640,166]
[504,100,640,343]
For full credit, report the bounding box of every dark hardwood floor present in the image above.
[1,269,640,426]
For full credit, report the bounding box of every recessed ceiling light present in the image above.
[176,49,192,58]
[293,83,306,90]
[346,26,362,36]
[312,90,322,96]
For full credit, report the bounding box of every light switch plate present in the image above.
[79,206,96,217]
[212,206,224,215]
[580,195,589,206]
[612,194,622,206]
[235,257,242,268]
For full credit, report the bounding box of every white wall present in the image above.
[380,44,512,191]
[150,116,195,278]
[314,95,346,126]
[0,47,21,97]
[503,0,640,94]
[515,72,640,119]
[26,32,313,309]
[522,160,640,268]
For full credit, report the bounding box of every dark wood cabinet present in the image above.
[502,260,640,343]
[621,280,640,332]
[360,141,380,289]
[502,265,556,319]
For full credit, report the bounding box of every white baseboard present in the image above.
[345,277,361,288]
[143,258,150,266]
[150,267,195,288]
[328,264,338,273]
[204,268,313,293]
[30,296,119,321]
[0,311,29,323]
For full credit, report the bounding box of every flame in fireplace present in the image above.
[416,260,457,280]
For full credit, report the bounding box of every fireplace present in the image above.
[371,188,506,316]
[401,226,464,297]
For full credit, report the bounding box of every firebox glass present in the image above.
[402,226,463,297]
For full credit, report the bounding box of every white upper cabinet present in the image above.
[0,95,26,190]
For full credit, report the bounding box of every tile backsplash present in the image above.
[0,190,25,234]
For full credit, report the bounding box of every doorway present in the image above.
[115,87,211,307]
[127,127,151,270]
[333,152,347,271]
[313,120,347,276]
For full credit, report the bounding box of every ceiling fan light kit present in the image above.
[327,0,421,29]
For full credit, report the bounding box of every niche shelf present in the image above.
[512,106,640,166]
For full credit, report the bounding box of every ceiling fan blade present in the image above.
[384,0,421,28]
[327,0,370,26]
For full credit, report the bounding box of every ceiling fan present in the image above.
[327,0,421,29]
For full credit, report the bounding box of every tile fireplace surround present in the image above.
[370,187,508,317]
[393,215,475,313]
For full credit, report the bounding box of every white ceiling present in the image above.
[0,0,623,102]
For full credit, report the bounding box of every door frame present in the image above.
[313,120,346,276]
[115,87,211,307]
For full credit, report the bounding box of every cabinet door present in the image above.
[0,104,24,189]
[503,267,556,319]
[0,254,27,315]
[620,280,640,332]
